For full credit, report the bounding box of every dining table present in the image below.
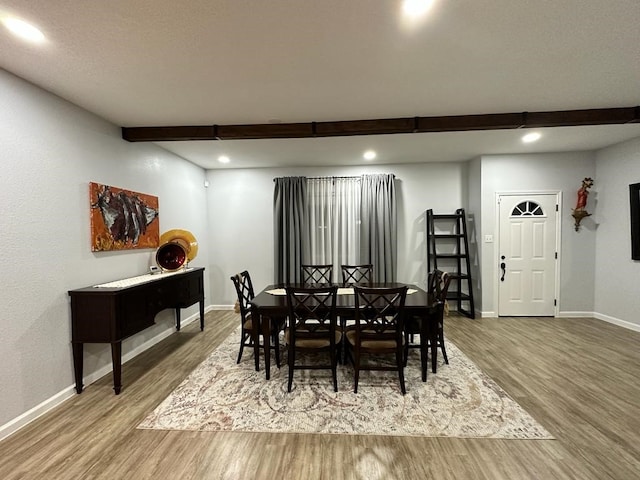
[250,282,440,381]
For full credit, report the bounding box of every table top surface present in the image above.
[251,282,437,312]
[68,266,205,294]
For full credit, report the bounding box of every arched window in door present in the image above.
[511,201,544,217]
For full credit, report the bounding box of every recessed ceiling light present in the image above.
[218,155,230,164]
[402,0,435,17]
[522,132,542,143]
[363,150,377,161]
[1,17,46,43]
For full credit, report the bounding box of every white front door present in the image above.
[498,194,558,316]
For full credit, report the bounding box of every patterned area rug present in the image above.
[138,329,553,439]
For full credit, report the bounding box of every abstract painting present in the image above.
[90,182,159,251]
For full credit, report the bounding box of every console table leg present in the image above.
[72,342,84,394]
[199,298,205,331]
[111,342,122,395]
[175,308,181,331]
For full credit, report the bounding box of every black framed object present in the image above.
[630,183,640,260]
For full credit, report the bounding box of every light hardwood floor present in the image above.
[1,310,639,479]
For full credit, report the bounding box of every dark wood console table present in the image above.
[68,267,205,394]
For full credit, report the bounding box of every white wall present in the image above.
[206,162,467,305]
[479,152,597,316]
[0,69,209,432]
[593,137,640,329]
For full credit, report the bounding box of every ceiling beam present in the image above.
[122,106,640,142]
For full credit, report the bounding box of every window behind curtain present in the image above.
[306,177,362,282]
[275,174,396,283]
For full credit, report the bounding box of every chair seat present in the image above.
[244,314,285,333]
[345,330,403,350]
[284,328,342,348]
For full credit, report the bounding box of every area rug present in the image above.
[138,329,553,439]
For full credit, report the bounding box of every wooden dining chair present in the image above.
[346,285,408,394]
[404,269,452,379]
[428,269,452,364]
[230,271,283,367]
[301,264,333,284]
[341,264,373,285]
[284,285,340,392]
[339,264,373,362]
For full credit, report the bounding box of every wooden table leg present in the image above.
[250,305,260,372]
[199,297,205,331]
[111,342,122,394]
[419,316,428,382]
[431,310,439,374]
[72,342,84,394]
[262,314,271,380]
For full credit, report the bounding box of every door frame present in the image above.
[494,190,562,317]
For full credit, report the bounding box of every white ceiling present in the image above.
[1,0,640,169]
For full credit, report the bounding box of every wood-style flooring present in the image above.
[1,310,639,479]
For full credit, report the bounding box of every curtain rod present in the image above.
[273,174,395,182]
[308,175,361,180]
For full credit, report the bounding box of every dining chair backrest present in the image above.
[428,269,451,303]
[286,285,338,338]
[301,264,333,284]
[341,264,373,285]
[353,285,407,338]
[230,270,255,320]
[425,269,453,367]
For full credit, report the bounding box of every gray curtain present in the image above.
[360,174,397,282]
[273,177,308,284]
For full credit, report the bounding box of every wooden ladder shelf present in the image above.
[426,208,475,318]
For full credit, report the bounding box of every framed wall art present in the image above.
[90,182,159,252]
[630,182,640,261]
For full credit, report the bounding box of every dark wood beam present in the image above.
[122,126,217,142]
[314,118,416,137]
[416,113,525,132]
[216,122,312,139]
[121,106,640,142]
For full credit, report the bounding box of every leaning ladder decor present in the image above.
[426,208,475,318]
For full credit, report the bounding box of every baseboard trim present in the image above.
[558,310,640,332]
[469,310,640,333]
[0,385,77,442]
[211,304,234,311]
[557,311,594,318]
[593,311,640,332]
[0,306,216,442]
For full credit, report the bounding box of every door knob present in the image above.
[500,262,506,281]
